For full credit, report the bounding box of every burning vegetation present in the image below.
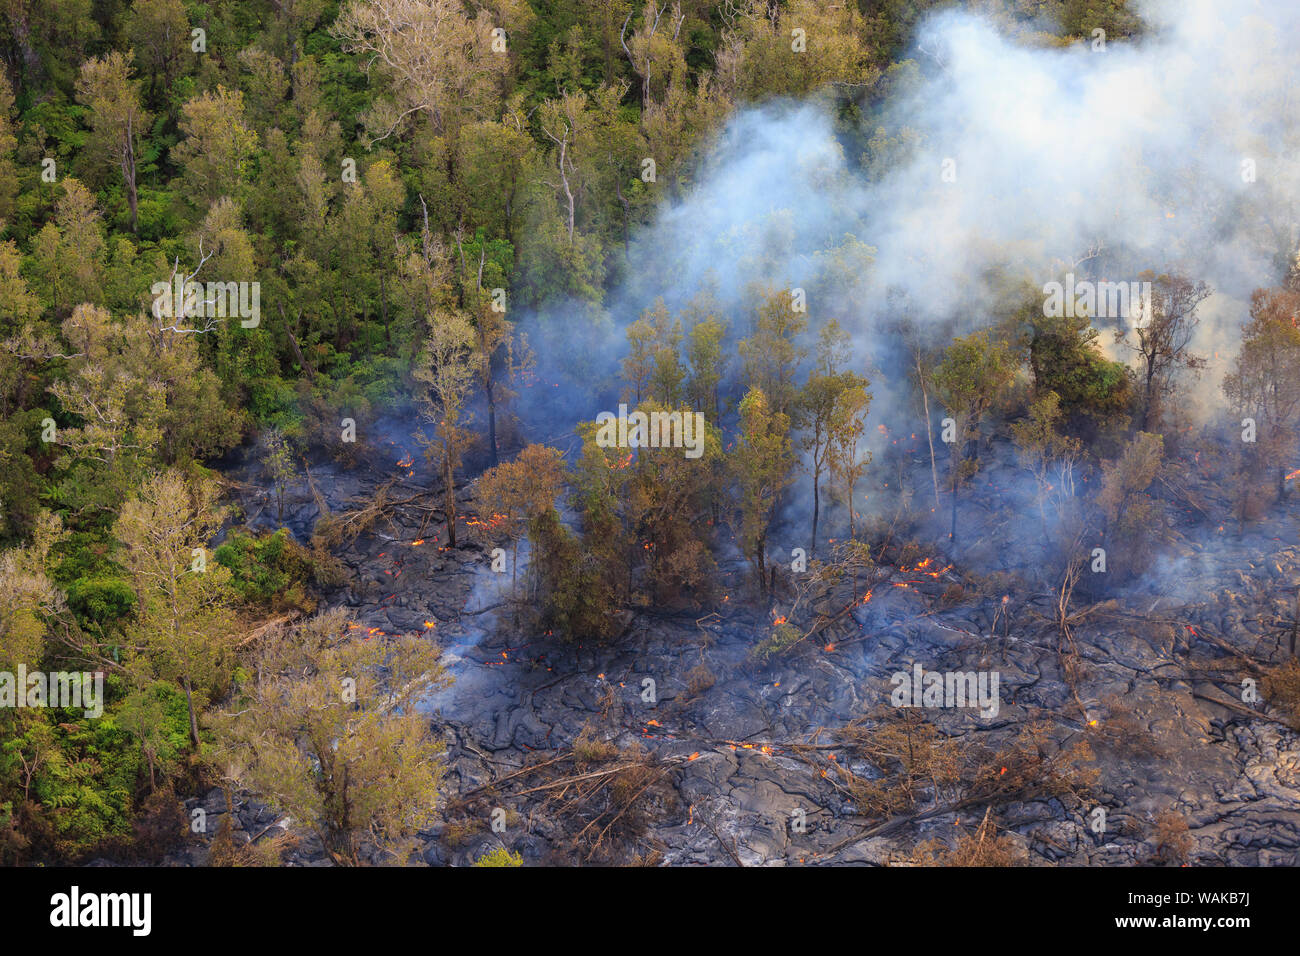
[5,0,1300,877]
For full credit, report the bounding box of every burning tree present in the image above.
[472,443,567,600]
[413,308,483,549]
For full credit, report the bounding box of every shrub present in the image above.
[215,529,314,609]
[472,846,523,867]
[1262,658,1300,731]
[750,622,801,664]
[1151,809,1193,865]
[65,576,136,632]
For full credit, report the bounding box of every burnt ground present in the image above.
[169,427,1300,867]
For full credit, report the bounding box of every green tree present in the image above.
[733,387,794,597]
[213,609,450,865]
[739,287,807,418]
[931,331,1016,543]
[172,87,259,211]
[1223,287,1300,505]
[414,309,483,549]
[114,470,237,750]
[76,51,151,233]
[800,319,869,553]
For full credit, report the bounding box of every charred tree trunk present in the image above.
[811,468,820,556]
[444,446,457,548]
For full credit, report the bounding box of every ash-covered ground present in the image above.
[171,426,1300,867]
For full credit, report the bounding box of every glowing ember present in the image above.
[466,513,509,531]
[899,558,954,578]
[1286,468,1300,481]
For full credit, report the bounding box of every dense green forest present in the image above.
[11,0,1300,868]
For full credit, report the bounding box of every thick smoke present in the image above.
[527,0,1300,430]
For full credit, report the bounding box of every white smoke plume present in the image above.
[605,0,1300,383]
